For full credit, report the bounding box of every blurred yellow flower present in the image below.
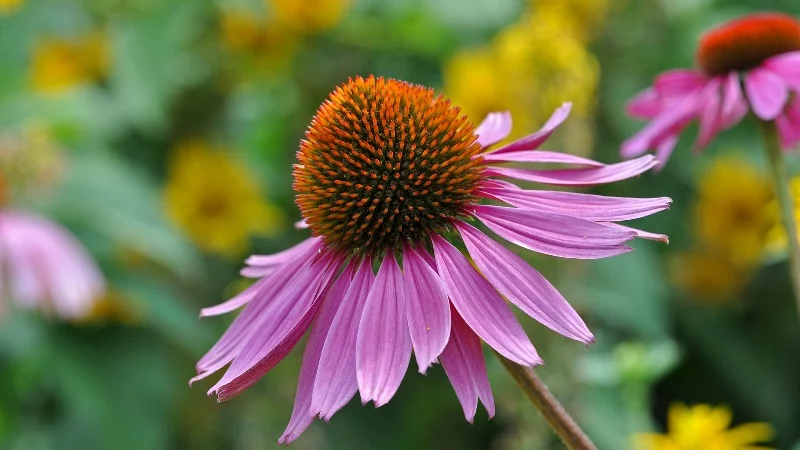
[221,11,264,51]
[634,403,774,450]
[267,0,351,34]
[531,0,614,43]
[0,0,23,15]
[693,156,773,268]
[443,48,534,141]
[443,1,600,152]
[669,249,751,299]
[219,10,298,73]
[164,140,282,257]
[494,11,599,120]
[30,32,109,94]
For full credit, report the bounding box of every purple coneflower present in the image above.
[623,12,800,164]
[0,210,106,319]
[194,75,669,444]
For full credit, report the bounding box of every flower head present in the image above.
[0,210,106,320]
[634,403,774,450]
[164,140,282,257]
[194,76,669,443]
[623,13,800,165]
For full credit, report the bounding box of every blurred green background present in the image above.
[1,0,799,449]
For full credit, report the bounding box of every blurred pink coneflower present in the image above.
[623,12,800,163]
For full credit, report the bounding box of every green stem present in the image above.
[759,119,800,318]
[494,351,598,450]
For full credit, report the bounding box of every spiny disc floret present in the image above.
[294,75,485,254]
[697,13,800,75]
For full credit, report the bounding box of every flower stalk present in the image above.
[759,119,800,318]
[494,351,598,450]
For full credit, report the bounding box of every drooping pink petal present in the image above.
[312,258,375,421]
[626,88,661,119]
[485,155,658,186]
[193,240,323,383]
[777,115,797,149]
[243,237,321,276]
[402,245,450,374]
[481,150,604,167]
[485,103,571,155]
[745,67,789,120]
[601,222,669,243]
[720,72,748,128]
[653,134,679,168]
[356,255,412,407]
[777,98,800,149]
[472,205,635,259]
[431,234,541,366]
[477,184,671,222]
[211,252,342,401]
[454,221,593,343]
[764,51,800,91]
[653,69,707,98]
[278,261,355,445]
[621,95,701,159]
[295,219,308,229]
[474,111,512,148]
[694,78,723,151]
[439,305,494,422]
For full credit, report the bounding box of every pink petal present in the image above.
[481,150,605,167]
[454,221,593,343]
[764,51,800,91]
[778,98,800,149]
[745,67,789,120]
[193,241,323,383]
[720,72,747,128]
[486,103,571,155]
[243,237,321,274]
[312,258,375,421]
[431,234,541,366]
[653,134,679,169]
[485,155,658,186]
[439,305,494,422]
[472,205,635,259]
[621,95,701,159]
[278,261,355,445]
[694,79,723,151]
[356,255,412,407]
[200,278,264,317]
[653,69,707,97]
[212,253,342,401]
[477,184,671,222]
[474,111,512,148]
[295,219,308,229]
[402,245,450,374]
[601,223,669,243]
[626,88,661,119]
